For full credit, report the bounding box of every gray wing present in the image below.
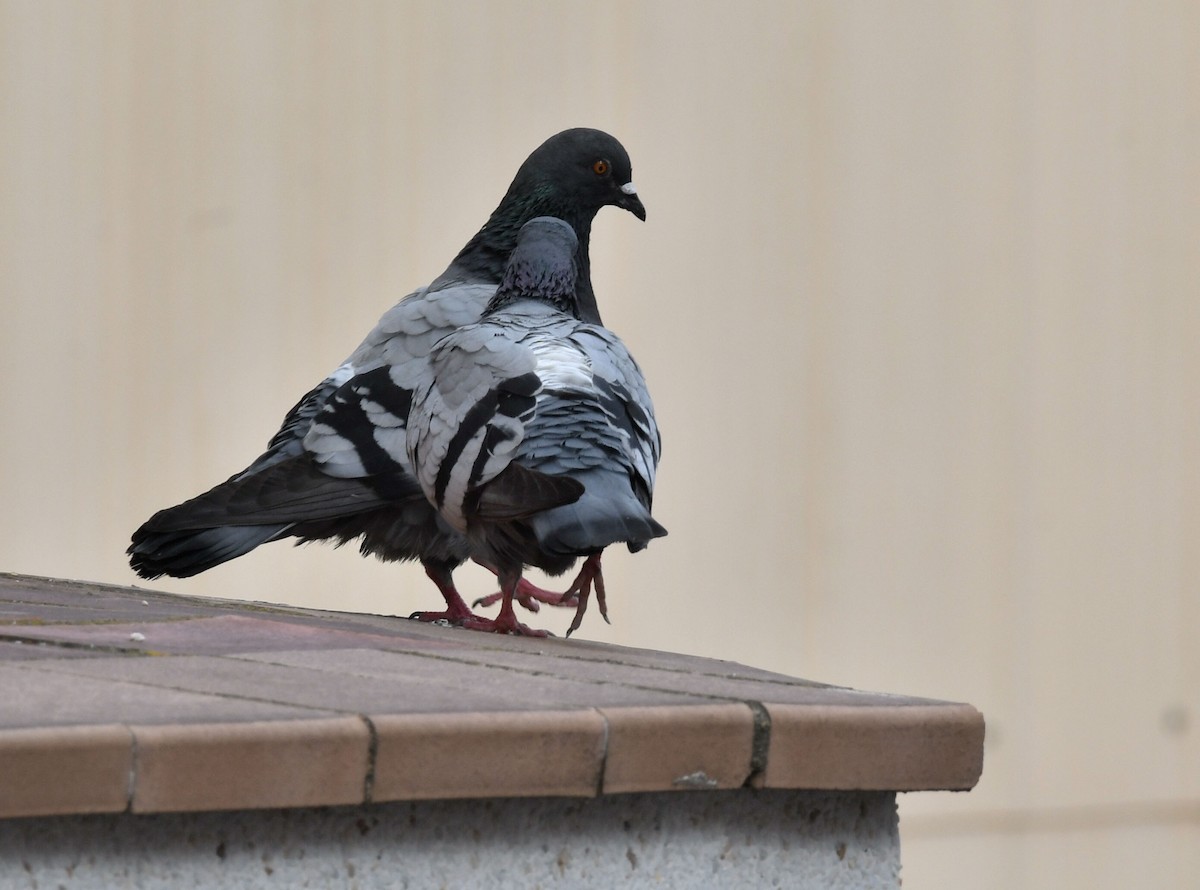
[301,282,496,480]
[406,322,543,532]
[129,280,497,579]
[236,281,494,484]
[516,320,666,556]
[519,323,661,507]
[239,363,355,477]
[568,325,662,505]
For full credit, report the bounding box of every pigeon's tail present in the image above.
[128,454,412,579]
[529,471,667,558]
[128,523,290,579]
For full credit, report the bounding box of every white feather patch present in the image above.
[360,397,403,428]
[532,341,591,390]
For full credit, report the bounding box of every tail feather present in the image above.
[472,462,584,521]
[533,504,666,557]
[140,456,407,533]
[528,471,667,558]
[128,524,289,579]
[128,453,421,579]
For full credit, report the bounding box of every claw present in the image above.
[469,568,553,636]
[564,553,605,637]
[461,613,551,637]
[473,564,600,615]
[465,555,608,636]
[473,577,580,612]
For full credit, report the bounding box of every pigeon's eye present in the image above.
[592,159,610,176]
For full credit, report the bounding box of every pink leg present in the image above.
[472,554,605,614]
[409,561,485,625]
[565,553,607,637]
[462,569,550,637]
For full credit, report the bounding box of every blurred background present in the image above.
[2,1,1197,886]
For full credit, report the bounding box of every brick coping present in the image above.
[0,573,983,818]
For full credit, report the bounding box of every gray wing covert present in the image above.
[407,322,542,532]
[513,319,665,559]
[299,282,497,483]
[554,325,661,505]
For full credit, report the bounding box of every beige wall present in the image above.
[2,2,1197,886]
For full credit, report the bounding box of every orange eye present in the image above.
[592,159,609,175]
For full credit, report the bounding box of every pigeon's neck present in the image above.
[485,288,577,318]
[449,193,601,324]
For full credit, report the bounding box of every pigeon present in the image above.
[406,216,666,636]
[128,129,647,626]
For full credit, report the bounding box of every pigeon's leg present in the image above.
[565,553,608,637]
[409,559,484,625]
[462,568,550,637]
[472,555,606,613]
[472,576,572,613]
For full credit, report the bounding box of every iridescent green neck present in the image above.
[448,189,600,324]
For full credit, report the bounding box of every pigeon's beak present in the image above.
[616,181,647,221]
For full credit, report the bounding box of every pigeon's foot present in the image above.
[412,559,482,625]
[565,553,607,638]
[408,606,479,625]
[460,612,551,637]
[462,568,553,636]
[472,576,580,613]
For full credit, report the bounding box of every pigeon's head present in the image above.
[453,129,644,324]
[515,216,581,261]
[487,217,581,316]
[517,128,646,223]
